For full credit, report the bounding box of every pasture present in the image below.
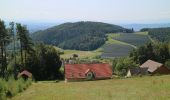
[60,50,100,59]
[12,75,170,100]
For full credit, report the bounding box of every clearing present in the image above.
[12,75,170,100]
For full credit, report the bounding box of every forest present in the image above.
[32,21,133,50]
[140,27,170,42]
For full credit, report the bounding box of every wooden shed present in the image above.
[18,70,32,80]
[140,60,170,74]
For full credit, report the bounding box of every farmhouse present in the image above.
[65,63,112,81]
[140,60,170,74]
[18,70,32,80]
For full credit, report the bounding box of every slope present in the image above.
[32,21,132,51]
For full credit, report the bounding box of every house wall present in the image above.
[152,65,170,74]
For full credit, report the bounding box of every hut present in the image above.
[140,60,170,74]
[65,63,112,82]
[18,70,32,80]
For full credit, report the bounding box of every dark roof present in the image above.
[140,60,163,73]
[65,63,112,79]
[18,70,32,78]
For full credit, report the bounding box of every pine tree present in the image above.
[0,19,9,77]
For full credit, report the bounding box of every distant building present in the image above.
[140,60,170,74]
[65,63,112,82]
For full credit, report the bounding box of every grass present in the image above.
[12,75,170,100]
[60,50,100,59]
[134,31,148,35]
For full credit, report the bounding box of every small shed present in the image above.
[65,63,113,82]
[140,60,170,74]
[18,70,32,80]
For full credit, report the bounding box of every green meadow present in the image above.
[13,75,170,100]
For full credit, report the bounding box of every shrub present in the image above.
[0,79,7,100]
[0,76,32,99]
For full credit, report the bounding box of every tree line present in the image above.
[140,27,170,42]
[0,19,62,80]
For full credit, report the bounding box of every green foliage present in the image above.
[130,42,170,64]
[0,79,7,100]
[112,57,138,76]
[0,77,32,100]
[32,21,131,50]
[148,27,170,42]
[0,19,10,78]
[25,44,62,80]
[140,28,150,32]
[165,59,170,68]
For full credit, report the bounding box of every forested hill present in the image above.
[140,27,170,42]
[32,21,133,50]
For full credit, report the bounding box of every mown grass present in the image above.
[60,50,100,59]
[134,31,148,35]
[13,75,170,100]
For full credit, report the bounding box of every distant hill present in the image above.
[122,23,170,31]
[32,21,132,50]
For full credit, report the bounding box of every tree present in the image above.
[25,44,62,80]
[16,23,33,67]
[0,19,10,77]
[165,59,170,69]
[130,42,170,64]
[9,22,16,69]
[112,57,138,76]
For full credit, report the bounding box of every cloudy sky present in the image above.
[1,0,170,23]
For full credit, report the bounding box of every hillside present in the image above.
[148,27,170,42]
[32,21,132,51]
[57,32,151,59]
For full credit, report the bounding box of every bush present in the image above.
[0,77,32,99]
[0,79,7,100]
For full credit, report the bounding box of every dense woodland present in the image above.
[32,21,133,50]
[140,27,170,42]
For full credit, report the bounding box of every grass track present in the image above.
[13,75,170,100]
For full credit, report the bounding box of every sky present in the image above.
[0,0,170,24]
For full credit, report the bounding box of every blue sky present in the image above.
[0,0,170,24]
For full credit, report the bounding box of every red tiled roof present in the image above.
[18,70,32,78]
[65,63,112,80]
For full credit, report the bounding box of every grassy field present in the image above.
[60,50,101,59]
[12,75,170,100]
